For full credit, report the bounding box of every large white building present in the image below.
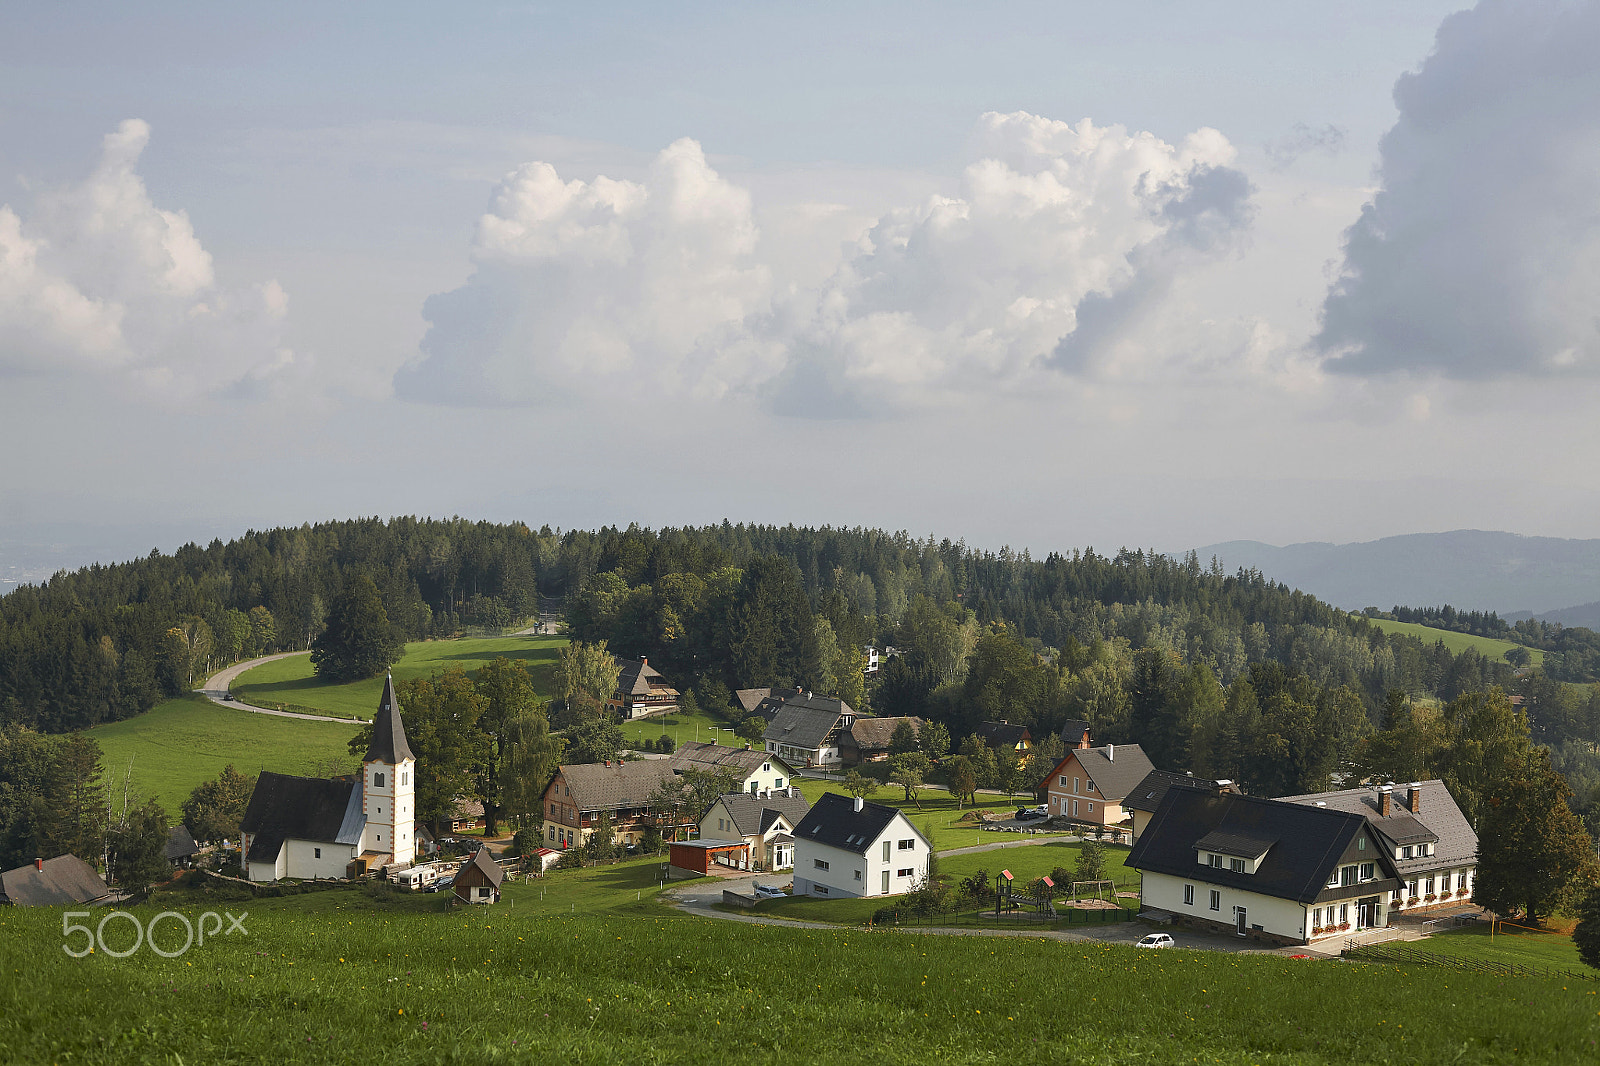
[791,793,930,899]
[240,675,417,881]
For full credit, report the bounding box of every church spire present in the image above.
[364,673,414,763]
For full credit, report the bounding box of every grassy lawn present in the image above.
[1425,922,1586,970]
[231,634,568,720]
[788,777,1068,853]
[619,706,742,750]
[4,892,1597,1064]
[1364,618,1543,665]
[87,694,363,809]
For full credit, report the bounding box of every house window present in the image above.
[763,763,771,772]
[1313,907,1322,927]
[898,868,915,878]
[1407,879,1417,897]
[1456,870,1466,890]
[854,870,862,881]
[750,782,759,794]
[1209,854,1223,869]
[401,772,408,786]
[1357,836,1366,850]
[1183,884,1194,905]
[814,859,829,871]
[1425,875,1435,894]
[374,772,385,788]
[883,841,891,862]
[775,778,784,789]
[1059,776,1068,787]
[1087,803,1095,814]
[547,826,555,841]
[1074,777,1081,794]
[1209,890,1220,911]
[1339,903,1348,924]
[816,885,829,894]
[1360,863,1375,881]
[1229,858,1245,874]
[898,839,915,850]
[314,848,321,859]
[1402,845,1413,860]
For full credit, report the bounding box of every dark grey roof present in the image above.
[0,855,109,906]
[763,703,847,750]
[734,688,772,715]
[976,721,1031,748]
[452,846,504,889]
[364,675,414,764]
[1281,780,1476,876]
[1068,744,1157,802]
[553,760,678,812]
[165,825,199,861]
[615,658,677,697]
[711,792,812,837]
[1124,770,1237,815]
[793,793,924,855]
[1060,719,1092,745]
[1194,829,1277,859]
[670,742,794,778]
[1127,790,1401,905]
[847,717,924,751]
[239,771,363,863]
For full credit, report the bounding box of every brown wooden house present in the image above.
[451,846,504,905]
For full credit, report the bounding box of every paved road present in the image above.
[194,652,354,724]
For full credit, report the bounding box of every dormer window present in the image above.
[1208,854,1223,868]
[1229,858,1245,874]
[1402,845,1413,860]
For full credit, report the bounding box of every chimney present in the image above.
[1379,785,1394,817]
[1408,783,1422,814]
[640,657,647,666]
[604,760,611,768]
[34,858,42,872]
[1106,743,1114,762]
[852,796,864,813]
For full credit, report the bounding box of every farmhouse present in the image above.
[540,759,685,851]
[839,716,925,765]
[605,657,680,720]
[975,721,1032,763]
[448,797,486,833]
[699,789,811,871]
[1123,771,1239,843]
[238,675,417,881]
[1127,789,1404,946]
[1282,781,1478,914]
[451,846,504,905]
[762,693,857,768]
[1042,742,1156,827]
[791,793,930,899]
[669,741,797,793]
[0,855,109,907]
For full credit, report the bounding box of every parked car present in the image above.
[1015,807,1046,821]
[751,883,787,900]
[1136,933,1176,949]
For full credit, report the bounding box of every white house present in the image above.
[699,789,811,872]
[791,793,931,899]
[761,694,856,768]
[239,675,417,881]
[1127,789,1405,946]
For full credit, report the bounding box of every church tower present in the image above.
[362,674,416,866]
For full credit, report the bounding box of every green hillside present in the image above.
[1364,617,1543,665]
[231,633,567,719]
[87,694,362,809]
[1,878,1595,1065]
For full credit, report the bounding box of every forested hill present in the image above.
[0,517,1530,733]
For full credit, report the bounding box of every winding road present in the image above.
[194,652,354,724]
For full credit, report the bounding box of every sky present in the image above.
[4,1,1600,574]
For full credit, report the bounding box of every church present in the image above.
[239,675,417,881]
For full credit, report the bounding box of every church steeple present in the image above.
[364,674,414,763]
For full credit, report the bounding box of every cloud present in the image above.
[1263,122,1347,171]
[396,138,773,405]
[0,120,298,399]
[402,111,1255,413]
[1317,0,1600,379]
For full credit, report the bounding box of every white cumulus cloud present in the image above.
[0,120,298,399]
[1317,0,1600,379]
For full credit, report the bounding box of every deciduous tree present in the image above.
[181,764,256,843]
[1474,749,1598,923]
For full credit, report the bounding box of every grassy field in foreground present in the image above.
[1364,618,1543,665]
[87,694,363,809]
[2,884,1597,1066]
[231,634,568,720]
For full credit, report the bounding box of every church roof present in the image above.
[239,772,365,863]
[364,674,414,764]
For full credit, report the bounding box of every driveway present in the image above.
[194,652,354,724]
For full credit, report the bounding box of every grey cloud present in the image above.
[1318,0,1600,379]
[1263,123,1347,171]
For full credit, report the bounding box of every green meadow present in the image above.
[87,694,363,810]
[230,634,568,720]
[1363,618,1543,665]
[2,870,1596,1065]
[789,777,1068,853]
[616,706,743,750]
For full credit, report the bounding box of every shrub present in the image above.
[640,737,655,753]
[960,868,995,902]
[509,827,540,857]
[658,734,676,754]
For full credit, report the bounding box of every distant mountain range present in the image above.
[1190,530,1600,621]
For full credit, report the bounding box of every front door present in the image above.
[1235,906,1247,936]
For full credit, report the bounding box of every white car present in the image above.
[751,883,787,900]
[1136,933,1176,949]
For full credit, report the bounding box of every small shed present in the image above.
[667,839,751,879]
[529,847,561,873]
[451,847,505,905]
